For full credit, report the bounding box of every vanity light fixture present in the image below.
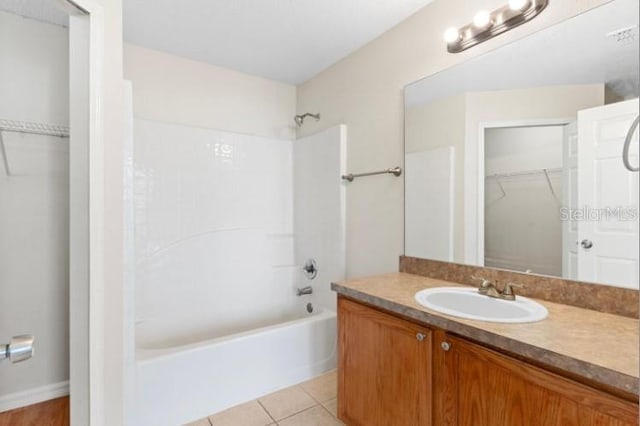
[443,27,461,43]
[508,0,530,11]
[473,10,492,29]
[444,0,548,53]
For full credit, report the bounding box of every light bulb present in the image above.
[473,10,492,29]
[443,27,461,43]
[508,0,530,10]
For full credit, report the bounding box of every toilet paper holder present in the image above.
[1,335,35,363]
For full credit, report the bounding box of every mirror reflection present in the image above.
[404,0,639,288]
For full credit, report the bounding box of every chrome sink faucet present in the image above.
[471,276,523,301]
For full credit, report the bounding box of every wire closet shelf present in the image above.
[485,167,561,199]
[0,118,70,176]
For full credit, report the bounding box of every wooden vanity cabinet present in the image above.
[437,334,639,426]
[338,297,639,426]
[337,297,433,426]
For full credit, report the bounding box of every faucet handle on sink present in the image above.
[471,276,494,294]
[471,275,490,284]
[502,282,524,300]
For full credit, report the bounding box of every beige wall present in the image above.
[124,44,297,140]
[296,0,609,278]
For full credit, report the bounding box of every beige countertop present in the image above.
[332,272,639,396]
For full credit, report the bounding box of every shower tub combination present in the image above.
[134,307,336,425]
[131,120,346,425]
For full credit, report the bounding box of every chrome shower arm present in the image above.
[294,113,320,127]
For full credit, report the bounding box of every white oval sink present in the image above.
[414,287,548,323]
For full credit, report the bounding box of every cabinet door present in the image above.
[440,335,638,426]
[337,297,432,426]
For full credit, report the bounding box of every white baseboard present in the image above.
[0,381,69,413]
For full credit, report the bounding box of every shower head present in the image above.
[294,113,320,127]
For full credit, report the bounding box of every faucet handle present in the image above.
[502,282,524,300]
[471,276,493,294]
[303,259,318,280]
[471,275,492,287]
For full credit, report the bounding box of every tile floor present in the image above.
[185,370,342,426]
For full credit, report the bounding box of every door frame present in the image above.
[63,0,106,424]
[471,117,573,266]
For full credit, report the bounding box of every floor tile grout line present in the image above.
[319,399,338,417]
[201,371,337,425]
[271,402,320,423]
[279,405,342,425]
[256,399,277,425]
[294,374,338,418]
[303,390,337,410]
[299,372,338,404]
[319,404,337,419]
[299,381,338,407]
[298,385,322,405]
[260,384,320,422]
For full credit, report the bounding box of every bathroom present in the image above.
[0,0,638,425]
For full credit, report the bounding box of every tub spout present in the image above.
[296,286,313,296]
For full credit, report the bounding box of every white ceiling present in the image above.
[0,0,68,26]
[123,0,434,85]
[1,0,435,85]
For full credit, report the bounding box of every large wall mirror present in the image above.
[404,0,639,289]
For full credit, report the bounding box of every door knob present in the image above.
[416,333,426,342]
[580,239,593,249]
[1,335,34,363]
[441,342,451,351]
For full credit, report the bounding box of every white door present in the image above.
[562,121,578,280]
[577,99,639,288]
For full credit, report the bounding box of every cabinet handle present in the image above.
[416,333,425,342]
[441,341,451,351]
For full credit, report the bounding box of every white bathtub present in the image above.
[134,308,337,426]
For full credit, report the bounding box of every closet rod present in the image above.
[485,167,562,180]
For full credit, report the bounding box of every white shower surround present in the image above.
[132,119,346,424]
[134,119,298,346]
